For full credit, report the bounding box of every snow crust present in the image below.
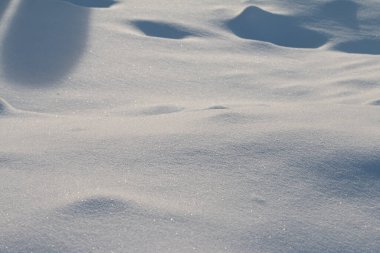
[0,0,379,252]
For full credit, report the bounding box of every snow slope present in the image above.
[0,0,379,252]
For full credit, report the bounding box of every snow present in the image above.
[0,0,379,252]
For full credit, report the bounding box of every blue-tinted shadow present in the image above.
[318,0,360,29]
[0,0,10,20]
[2,0,90,87]
[334,39,380,55]
[313,154,380,198]
[132,20,194,40]
[62,0,117,8]
[226,6,328,49]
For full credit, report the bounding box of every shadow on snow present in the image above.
[1,0,90,87]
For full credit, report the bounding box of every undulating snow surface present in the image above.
[0,0,379,252]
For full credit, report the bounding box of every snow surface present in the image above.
[0,0,379,252]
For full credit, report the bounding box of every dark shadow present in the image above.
[226,6,328,48]
[139,105,184,115]
[312,154,380,198]
[60,197,130,216]
[61,0,117,8]
[132,20,195,39]
[370,99,380,106]
[334,39,380,55]
[0,0,10,21]
[326,157,380,180]
[1,0,90,87]
[360,159,380,177]
[318,0,360,29]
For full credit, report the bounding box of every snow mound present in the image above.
[226,6,328,48]
[0,97,18,115]
[1,194,221,253]
[0,97,46,117]
[131,20,196,39]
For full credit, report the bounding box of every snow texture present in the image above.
[0,0,379,252]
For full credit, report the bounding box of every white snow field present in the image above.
[0,0,379,252]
